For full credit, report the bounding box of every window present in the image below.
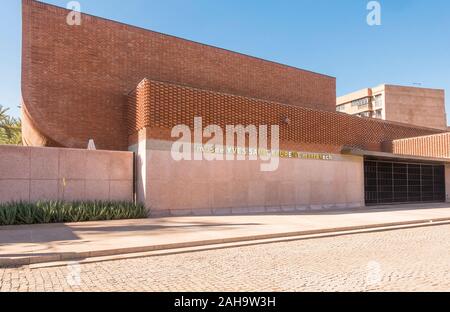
[373,95,383,108]
[374,109,382,119]
[356,111,371,118]
[337,104,346,112]
[351,97,370,108]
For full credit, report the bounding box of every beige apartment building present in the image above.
[337,84,447,130]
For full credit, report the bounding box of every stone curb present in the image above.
[2,217,450,267]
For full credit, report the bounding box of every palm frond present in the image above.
[0,105,22,145]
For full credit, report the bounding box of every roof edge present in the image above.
[342,147,450,164]
[25,0,336,80]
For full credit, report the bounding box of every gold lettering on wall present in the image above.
[193,144,333,161]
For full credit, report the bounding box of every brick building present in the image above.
[21,0,450,215]
[337,84,447,130]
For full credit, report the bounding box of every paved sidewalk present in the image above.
[2,203,450,266]
[3,224,450,291]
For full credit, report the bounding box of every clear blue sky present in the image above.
[1,0,450,121]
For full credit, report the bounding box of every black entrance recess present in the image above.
[364,158,446,205]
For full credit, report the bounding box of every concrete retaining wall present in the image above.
[0,145,133,203]
[131,139,365,216]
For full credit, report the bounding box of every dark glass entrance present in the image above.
[364,158,446,205]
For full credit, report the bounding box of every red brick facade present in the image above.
[128,79,443,153]
[393,133,450,159]
[22,0,336,151]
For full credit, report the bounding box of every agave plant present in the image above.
[0,203,17,226]
[35,202,55,224]
[0,201,148,226]
[15,202,35,224]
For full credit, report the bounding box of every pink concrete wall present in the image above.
[131,139,365,216]
[0,145,133,203]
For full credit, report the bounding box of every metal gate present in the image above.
[364,158,446,205]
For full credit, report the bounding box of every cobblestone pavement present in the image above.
[1,224,450,292]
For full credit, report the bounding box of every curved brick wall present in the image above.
[22,0,336,151]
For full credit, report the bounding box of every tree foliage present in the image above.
[0,105,22,145]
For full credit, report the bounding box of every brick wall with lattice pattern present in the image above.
[127,79,444,153]
[393,133,450,159]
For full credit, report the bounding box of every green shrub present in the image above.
[0,201,148,226]
[15,202,35,224]
[0,203,17,226]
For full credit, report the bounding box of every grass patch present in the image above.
[0,201,148,226]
